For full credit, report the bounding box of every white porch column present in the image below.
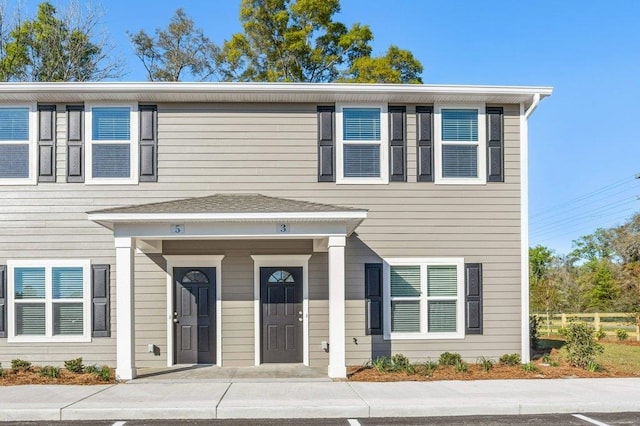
[115,236,136,380]
[327,235,346,378]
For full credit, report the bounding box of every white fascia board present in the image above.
[0,82,553,104]
[87,210,368,223]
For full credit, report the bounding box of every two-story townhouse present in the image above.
[0,82,551,379]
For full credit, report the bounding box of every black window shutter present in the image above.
[365,263,383,335]
[38,105,56,182]
[486,107,504,182]
[139,105,158,182]
[92,264,110,337]
[66,105,84,182]
[416,106,433,182]
[0,265,6,338]
[389,106,406,182]
[317,106,335,182]
[465,263,483,335]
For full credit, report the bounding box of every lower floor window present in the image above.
[8,259,90,342]
[385,258,464,339]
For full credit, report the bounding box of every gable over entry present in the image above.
[88,193,367,380]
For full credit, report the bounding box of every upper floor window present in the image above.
[336,104,388,184]
[85,104,138,184]
[435,105,486,184]
[7,259,91,343]
[0,105,37,185]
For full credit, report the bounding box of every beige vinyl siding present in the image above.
[0,101,522,367]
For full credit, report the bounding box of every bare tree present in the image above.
[129,8,219,81]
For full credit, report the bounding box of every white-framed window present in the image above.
[0,104,37,185]
[383,257,465,339]
[336,104,388,184]
[85,103,138,184]
[434,104,486,184]
[7,259,91,343]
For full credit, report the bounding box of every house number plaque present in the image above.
[171,224,185,234]
[277,223,290,233]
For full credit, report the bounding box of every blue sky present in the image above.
[15,0,640,255]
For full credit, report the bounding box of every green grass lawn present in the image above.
[598,342,640,374]
[538,337,640,375]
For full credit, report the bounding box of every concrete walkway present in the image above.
[1,377,640,421]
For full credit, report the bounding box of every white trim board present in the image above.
[251,255,312,366]
[163,255,224,367]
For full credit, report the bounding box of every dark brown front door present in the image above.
[261,267,303,363]
[174,267,216,364]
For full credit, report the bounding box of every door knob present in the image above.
[298,317,303,322]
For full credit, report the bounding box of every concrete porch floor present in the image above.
[133,364,331,383]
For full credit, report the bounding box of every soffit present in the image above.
[0,82,552,109]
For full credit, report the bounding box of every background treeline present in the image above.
[530,213,640,315]
[0,0,423,83]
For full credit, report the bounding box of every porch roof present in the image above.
[87,193,368,235]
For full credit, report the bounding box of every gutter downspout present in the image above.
[521,92,541,363]
[525,93,541,119]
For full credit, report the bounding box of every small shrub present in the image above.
[477,356,494,372]
[84,364,100,374]
[64,357,85,374]
[521,362,538,372]
[39,366,61,378]
[586,360,602,372]
[416,360,438,376]
[11,359,31,372]
[530,315,541,350]
[615,329,629,341]
[561,321,603,369]
[541,354,561,366]
[595,326,607,340]
[0,363,4,377]
[454,360,468,373]
[95,366,112,381]
[370,354,415,374]
[439,352,462,366]
[391,354,414,373]
[499,353,521,366]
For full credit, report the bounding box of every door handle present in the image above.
[298,317,303,322]
[173,318,179,323]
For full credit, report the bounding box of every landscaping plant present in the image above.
[38,366,61,378]
[438,352,463,366]
[560,321,603,369]
[11,359,32,372]
[615,329,629,341]
[596,326,607,340]
[64,357,85,374]
[454,360,468,373]
[499,353,521,366]
[521,362,538,372]
[529,315,541,350]
[477,356,494,372]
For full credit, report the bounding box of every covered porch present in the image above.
[87,193,367,380]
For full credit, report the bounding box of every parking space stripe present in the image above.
[572,414,610,426]
[112,422,126,426]
[347,419,361,426]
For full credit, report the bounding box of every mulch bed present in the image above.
[0,368,116,386]
[347,349,640,382]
